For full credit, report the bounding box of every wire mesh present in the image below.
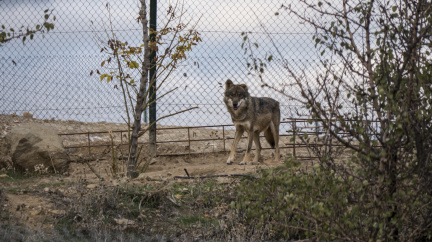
[1,0,323,159]
[1,0,318,126]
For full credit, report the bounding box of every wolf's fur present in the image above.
[223,79,280,165]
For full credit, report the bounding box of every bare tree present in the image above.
[92,1,201,178]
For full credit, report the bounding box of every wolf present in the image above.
[223,79,280,165]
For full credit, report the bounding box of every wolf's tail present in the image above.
[264,127,276,148]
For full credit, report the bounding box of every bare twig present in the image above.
[174,174,256,179]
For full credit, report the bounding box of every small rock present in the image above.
[22,112,33,119]
[114,218,135,225]
[30,207,43,216]
[86,184,98,189]
[49,209,66,215]
[0,174,9,178]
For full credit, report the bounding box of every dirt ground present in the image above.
[0,114,300,240]
[0,113,291,177]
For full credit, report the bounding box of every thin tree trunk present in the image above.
[127,0,150,178]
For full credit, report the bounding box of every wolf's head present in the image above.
[224,79,250,111]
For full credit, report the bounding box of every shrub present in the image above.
[234,158,432,241]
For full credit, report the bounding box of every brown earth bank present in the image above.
[0,114,300,241]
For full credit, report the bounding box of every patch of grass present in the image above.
[54,210,79,235]
[117,184,164,211]
[34,181,70,189]
[178,214,219,227]
[1,170,29,182]
[0,169,63,184]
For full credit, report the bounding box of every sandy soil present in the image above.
[0,113,292,179]
[0,114,298,238]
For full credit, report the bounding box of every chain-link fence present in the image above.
[1,0,317,124]
[1,0,322,156]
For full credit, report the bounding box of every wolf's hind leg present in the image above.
[270,121,280,162]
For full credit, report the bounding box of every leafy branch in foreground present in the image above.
[1,9,55,46]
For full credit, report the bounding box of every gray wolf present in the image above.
[223,79,280,165]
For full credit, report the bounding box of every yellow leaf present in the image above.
[128,61,139,69]
[100,74,112,82]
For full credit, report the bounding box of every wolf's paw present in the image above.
[226,159,234,165]
[273,152,281,163]
[239,161,247,165]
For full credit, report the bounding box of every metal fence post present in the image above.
[292,120,296,159]
[149,0,157,156]
[223,126,226,152]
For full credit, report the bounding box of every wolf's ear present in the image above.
[240,84,248,92]
[225,79,234,90]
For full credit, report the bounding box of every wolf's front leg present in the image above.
[252,130,261,164]
[227,127,244,164]
[240,130,254,165]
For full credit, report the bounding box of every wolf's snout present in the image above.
[233,102,239,110]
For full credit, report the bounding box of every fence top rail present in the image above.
[58,119,381,136]
[283,118,381,123]
[58,121,300,136]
